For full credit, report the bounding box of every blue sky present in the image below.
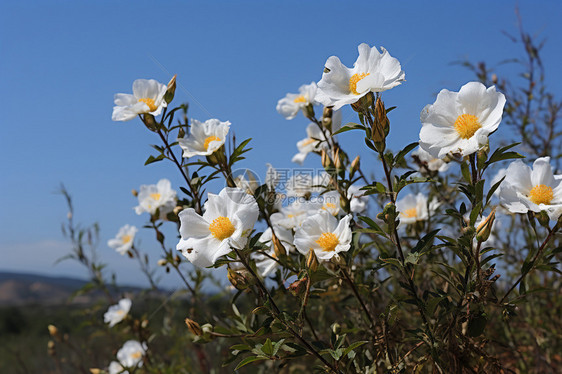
[1,1,561,288]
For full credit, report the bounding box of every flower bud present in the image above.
[333,148,342,171]
[321,149,333,170]
[306,250,319,272]
[350,156,360,178]
[288,277,308,297]
[372,97,388,152]
[131,189,138,197]
[164,74,177,104]
[157,259,167,266]
[271,231,286,257]
[90,369,101,374]
[476,208,496,242]
[322,107,333,132]
[227,268,250,290]
[304,104,315,120]
[142,113,159,132]
[48,324,58,337]
[185,318,203,336]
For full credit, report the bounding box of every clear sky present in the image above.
[1,0,561,288]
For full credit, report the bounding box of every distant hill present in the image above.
[0,271,141,306]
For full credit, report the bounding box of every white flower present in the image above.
[412,147,450,173]
[291,111,341,165]
[176,188,259,267]
[316,191,341,216]
[134,179,177,217]
[396,192,438,225]
[419,82,506,158]
[112,79,167,121]
[348,185,369,214]
[108,361,127,374]
[276,82,317,120]
[253,226,295,277]
[316,43,405,110]
[116,340,147,369]
[285,172,331,197]
[233,171,259,194]
[294,211,352,261]
[265,163,280,191]
[178,119,230,158]
[292,123,330,165]
[104,298,132,327]
[107,225,137,255]
[499,157,562,220]
[270,200,322,230]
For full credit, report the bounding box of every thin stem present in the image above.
[363,109,437,347]
[340,266,375,329]
[151,222,197,299]
[231,247,342,374]
[155,127,202,214]
[499,221,560,304]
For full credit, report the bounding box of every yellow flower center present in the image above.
[209,216,236,241]
[131,351,142,360]
[454,114,481,139]
[322,203,336,210]
[150,193,161,201]
[349,73,370,95]
[204,136,221,150]
[528,184,553,205]
[121,235,132,244]
[138,98,157,112]
[293,95,307,103]
[316,232,339,252]
[402,208,417,219]
[302,138,316,146]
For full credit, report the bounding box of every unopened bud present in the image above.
[372,98,388,151]
[288,277,308,297]
[142,113,159,132]
[322,107,333,132]
[173,206,183,216]
[306,250,319,272]
[48,324,58,337]
[476,208,496,242]
[90,369,101,374]
[304,104,315,120]
[47,340,56,356]
[157,259,167,266]
[271,231,286,257]
[331,322,341,335]
[185,318,203,336]
[227,268,250,290]
[321,149,333,169]
[333,148,342,171]
[350,156,360,178]
[177,126,186,139]
[491,74,498,84]
[131,189,138,197]
[164,74,177,104]
[141,319,149,328]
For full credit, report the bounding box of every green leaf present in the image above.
[486,176,505,204]
[411,229,440,254]
[235,356,268,370]
[262,338,273,356]
[393,142,418,167]
[484,143,525,170]
[332,122,365,135]
[144,154,165,165]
